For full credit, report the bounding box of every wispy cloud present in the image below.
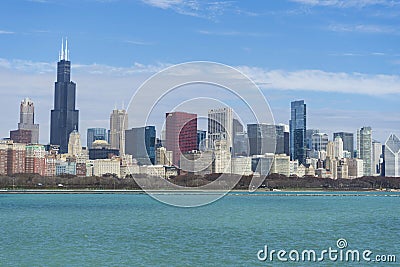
[0,30,14,34]
[124,40,155,46]
[328,23,397,34]
[27,0,51,3]
[197,30,267,37]
[238,66,400,95]
[290,0,400,8]
[0,59,54,73]
[329,51,387,57]
[0,58,170,75]
[0,58,399,143]
[142,0,183,9]
[141,0,233,20]
[73,62,171,75]
[1,58,398,96]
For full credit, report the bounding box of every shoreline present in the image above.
[1,188,399,195]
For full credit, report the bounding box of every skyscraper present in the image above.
[50,39,79,154]
[311,133,328,152]
[110,109,128,155]
[125,126,156,165]
[208,107,233,151]
[372,140,382,175]
[333,136,344,159]
[87,128,108,149]
[281,124,290,156]
[290,100,306,164]
[11,98,40,144]
[232,118,249,156]
[357,127,372,176]
[333,132,354,157]
[247,124,284,156]
[165,111,197,167]
[197,130,206,150]
[306,129,319,150]
[68,130,82,156]
[384,134,400,177]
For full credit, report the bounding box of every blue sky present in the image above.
[0,0,399,144]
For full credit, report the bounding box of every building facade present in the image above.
[110,109,128,155]
[311,133,328,152]
[208,107,233,151]
[10,129,32,144]
[125,126,156,165]
[371,140,382,176]
[290,100,307,164]
[357,127,372,176]
[50,39,79,154]
[68,130,82,156]
[197,130,207,151]
[87,128,108,149]
[333,136,344,159]
[384,134,400,177]
[89,140,119,160]
[247,124,285,155]
[333,132,354,157]
[165,111,197,167]
[156,147,173,166]
[10,98,40,144]
[25,144,46,176]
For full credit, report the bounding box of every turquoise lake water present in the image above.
[0,192,399,266]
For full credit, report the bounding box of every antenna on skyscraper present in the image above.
[65,37,69,61]
[61,37,64,60]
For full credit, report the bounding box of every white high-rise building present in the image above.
[231,157,252,175]
[68,130,82,156]
[384,134,400,177]
[93,158,121,178]
[156,147,173,166]
[333,136,344,159]
[357,127,372,176]
[371,140,382,176]
[214,140,231,173]
[326,141,334,158]
[271,154,290,177]
[208,107,233,151]
[110,109,128,155]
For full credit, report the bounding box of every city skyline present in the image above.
[0,1,399,144]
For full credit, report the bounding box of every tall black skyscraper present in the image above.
[50,39,79,153]
[290,100,306,164]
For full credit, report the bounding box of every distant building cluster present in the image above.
[2,41,399,180]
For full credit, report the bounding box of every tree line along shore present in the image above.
[0,173,399,191]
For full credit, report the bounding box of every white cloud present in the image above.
[0,58,170,75]
[141,0,232,19]
[142,0,183,9]
[328,23,397,34]
[238,66,400,95]
[290,0,400,8]
[0,30,14,34]
[197,30,267,37]
[0,58,399,143]
[124,40,155,46]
